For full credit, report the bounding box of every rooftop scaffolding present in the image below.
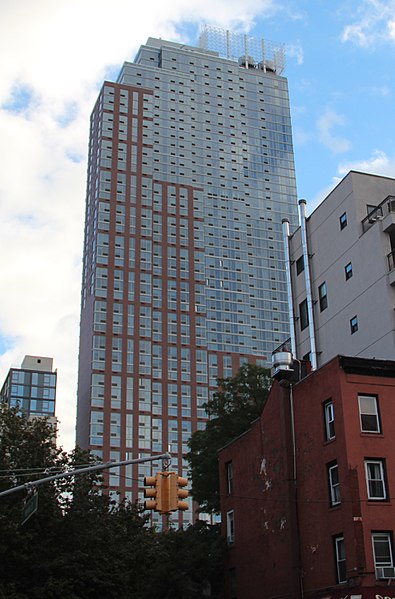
[198,25,286,75]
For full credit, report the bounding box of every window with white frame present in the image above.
[324,400,335,441]
[358,395,381,433]
[328,462,341,506]
[372,532,395,579]
[334,535,347,583]
[365,459,387,500]
[227,510,235,544]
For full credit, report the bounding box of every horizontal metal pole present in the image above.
[0,452,171,499]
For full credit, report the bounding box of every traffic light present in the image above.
[143,474,162,511]
[144,472,171,514]
[169,472,189,512]
[143,472,189,514]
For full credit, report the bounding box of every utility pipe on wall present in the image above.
[299,199,318,370]
[282,218,297,357]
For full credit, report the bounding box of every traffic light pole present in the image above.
[0,452,172,499]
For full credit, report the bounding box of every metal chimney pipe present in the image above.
[282,218,297,358]
[299,200,318,370]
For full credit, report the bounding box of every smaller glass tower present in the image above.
[0,355,57,420]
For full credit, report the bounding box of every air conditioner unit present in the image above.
[376,566,395,579]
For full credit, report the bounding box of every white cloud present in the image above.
[0,0,281,451]
[286,42,304,65]
[341,0,395,47]
[307,150,395,215]
[316,108,351,154]
[337,149,395,178]
[369,84,391,97]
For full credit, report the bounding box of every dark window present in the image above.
[324,400,335,440]
[328,462,341,506]
[334,536,347,583]
[340,212,347,230]
[226,461,233,495]
[318,282,328,311]
[345,262,353,280]
[358,395,381,433]
[367,204,377,216]
[350,315,358,334]
[226,510,235,544]
[296,255,304,275]
[229,568,237,599]
[299,299,309,331]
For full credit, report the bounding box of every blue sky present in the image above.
[0,0,394,449]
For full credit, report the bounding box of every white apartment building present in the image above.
[284,170,395,367]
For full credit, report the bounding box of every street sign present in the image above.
[21,492,38,525]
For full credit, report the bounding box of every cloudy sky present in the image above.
[1,0,394,451]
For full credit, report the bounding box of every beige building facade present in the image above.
[285,171,395,367]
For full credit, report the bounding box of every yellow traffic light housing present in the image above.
[169,472,189,512]
[143,474,162,511]
[143,472,189,514]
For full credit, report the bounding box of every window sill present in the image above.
[324,437,336,445]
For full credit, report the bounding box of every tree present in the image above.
[0,405,69,598]
[187,363,272,514]
[0,406,226,598]
[140,520,226,599]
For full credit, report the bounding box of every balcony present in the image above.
[362,195,395,233]
[362,205,383,233]
[382,195,395,233]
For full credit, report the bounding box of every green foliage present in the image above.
[187,363,272,513]
[0,405,225,598]
[142,520,226,599]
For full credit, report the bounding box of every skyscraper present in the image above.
[0,355,57,425]
[76,27,298,523]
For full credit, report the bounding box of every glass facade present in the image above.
[76,31,298,524]
[0,360,57,418]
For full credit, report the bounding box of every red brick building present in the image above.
[219,355,395,599]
